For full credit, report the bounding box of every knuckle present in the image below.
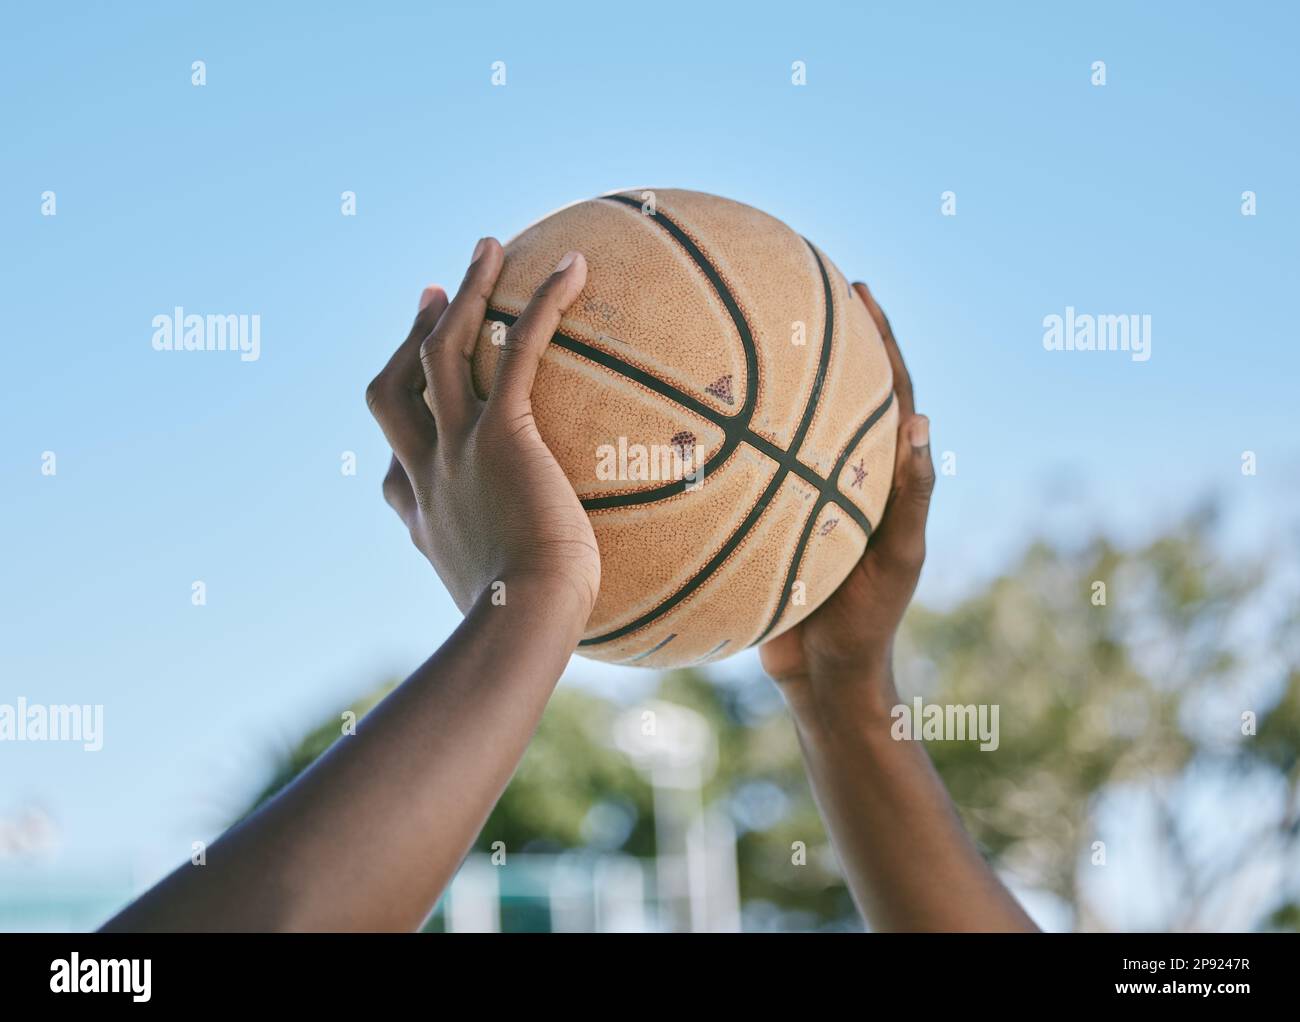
[477,404,533,444]
[503,318,553,357]
[527,275,565,314]
[381,469,406,508]
[886,541,925,575]
[462,259,496,299]
[410,480,435,510]
[499,326,532,360]
[365,374,387,411]
[487,402,530,431]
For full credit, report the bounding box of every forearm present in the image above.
[102,577,584,932]
[785,663,1037,932]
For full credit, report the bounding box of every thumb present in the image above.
[873,414,935,574]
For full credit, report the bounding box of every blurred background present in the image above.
[2,1,1297,931]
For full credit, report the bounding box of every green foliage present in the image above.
[474,689,652,855]
[243,684,395,818]
[245,508,1300,931]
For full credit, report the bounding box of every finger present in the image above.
[420,237,503,434]
[871,415,935,575]
[366,286,449,462]
[418,285,443,315]
[382,454,417,527]
[490,251,587,411]
[853,281,914,421]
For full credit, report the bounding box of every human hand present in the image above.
[760,283,934,720]
[367,239,600,624]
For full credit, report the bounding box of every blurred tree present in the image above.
[903,505,1298,931]
[243,507,1299,932]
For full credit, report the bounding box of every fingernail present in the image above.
[471,237,489,263]
[554,250,579,273]
[418,286,438,311]
[911,416,930,448]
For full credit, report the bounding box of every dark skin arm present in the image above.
[761,283,1037,932]
[103,240,597,931]
[103,247,1032,933]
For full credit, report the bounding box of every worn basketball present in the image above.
[472,189,897,668]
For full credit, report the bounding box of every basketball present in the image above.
[472,189,897,668]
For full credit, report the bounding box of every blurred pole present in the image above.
[688,807,741,932]
[548,854,593,932]
[446,854,500,933]
[650,777,701,931]
[593,854,649,933]
[615,700,738,932]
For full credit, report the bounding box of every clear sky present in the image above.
[2,0,1297,917]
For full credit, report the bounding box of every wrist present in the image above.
[782,658,902,749]
[471,571,593,639]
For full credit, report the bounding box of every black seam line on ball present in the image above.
[693,639,730,664]
[582,469,789,646]
[741,432,866,535]
[483,206,885,649]
[600,193,759,423]
[484,313,874,529]
[749,388,896,647]
[575,233,837,648]
[730,238,870,536]
[623,632,677,663]
[484,194,764,513]
[482,242,875,525]
[487,309,876,534]
[484,309,747,510]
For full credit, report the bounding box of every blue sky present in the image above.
[1,1,1297,923]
